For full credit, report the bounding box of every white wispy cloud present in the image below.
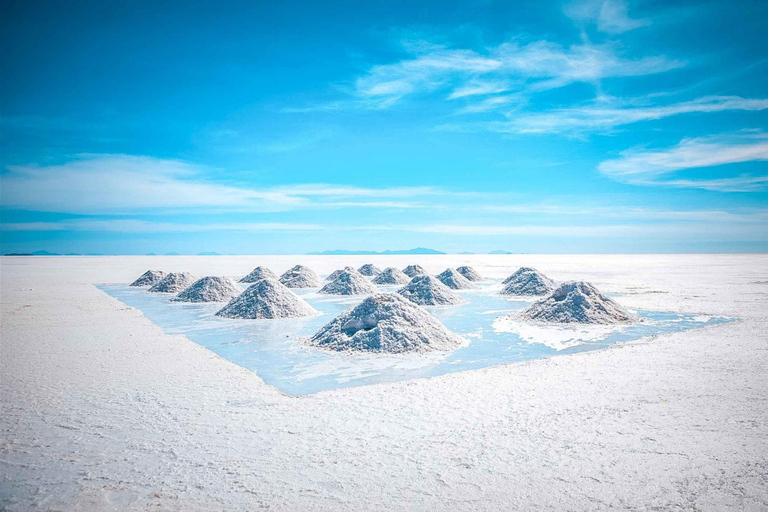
[0,154,443,214]
[565,0,650,34]
[598,132,768,191]
[0,220,326,233]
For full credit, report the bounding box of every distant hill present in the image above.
[3,253,34,256]
[164,252,180,256]
[197,251,221,256]
[145,253,157,256]
[33,250,60,256]
[489,250,512,254]
[308,247,445,255]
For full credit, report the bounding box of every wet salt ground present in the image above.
[98,280,731,396]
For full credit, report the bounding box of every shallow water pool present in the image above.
[99,280,732,396]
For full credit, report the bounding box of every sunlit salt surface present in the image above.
[99,281,732,396]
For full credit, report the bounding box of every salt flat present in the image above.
[1,254,767,511]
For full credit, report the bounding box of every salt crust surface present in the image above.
[358,264,382,276]
[319,270,378,295]
[519,281,638,324]
[398,275,465,305]
[239,266,277,283]
[456,266,483,281]
[171,276,242,303]
[148,272,196,293]
[308,293,465,353]
[403,264,429,277]
[372,267,410,285]
[216,278,317,319]
[326,266,359,281]
[500,267,555,296]
[437,268,477,290]
[2,254,766,511]
[129,270,166,287]
[279,265,321,288]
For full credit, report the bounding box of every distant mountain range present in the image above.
[489,250,512,254]
[197,251,221,255]
[308,247,446,255]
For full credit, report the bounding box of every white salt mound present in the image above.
[372,267,410,285]
[130,270,166,287]
[319,270,378,295]
[519,281,638,324]
[279,265,321,288]
[171,276,241,303]
[148,272,197,293]
[402,264,428,278]
[358,264,382,276]
[307,293,465,353]
[326,266,358,281]
[239,266,277,283]
[500,267,555,296]
[216,277,318,319]
[436,268,477,290]
[456,266,483,281]
[397,275,465,306]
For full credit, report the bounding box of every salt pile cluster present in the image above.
[372,267,410,285]
[171,276,241,303]
[358,264,382,276]
[130,270,166,287]
[307,293,465,353]
[326,266,358,281]
[456,266,483,282]
[520,281,638,324]
[148,272,197,293]
[397,275,465,306]
[216,278,318,319]
[319,270,377,295]
[279,265,321,288]
[239,266,277,283]
[500,267,555,296]
[436,268,477,290]
[402,264,428,278]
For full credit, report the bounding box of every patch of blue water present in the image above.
[98,281,732,396]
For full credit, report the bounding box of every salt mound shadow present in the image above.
[402,264,428,278]
[130,270,166,287]
[319,270,378,295]
[500,267,555,296]
[372,267,410,285]
[307,293,465,353]
[240,266,277,283]
[519,281,638,324]
[398,275,465,305]
[172,276,241,303]
[358,264,382,276]
[216,278,318,319]
[279,265,321,288]
[436,268,477,290]
[149,272,197,293]
[456,266,483,281]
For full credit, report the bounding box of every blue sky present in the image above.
[1,0,767,254]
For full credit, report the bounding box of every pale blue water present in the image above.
[98,282,732,396]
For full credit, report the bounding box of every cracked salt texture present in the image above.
[358,264,382,276]
[456,266,483,282]
[216,278,318,319]
[437,268,477,290]
[500,267,555,296]
[129,270,166,287]
[279,265,321,288]
[171,277,242,303]
[239,266,277,283]
[519,281,638,324]
[319,270,378,295]
[148,272,197,293]
[402,264,428,278]
[372,267,410,285]
[397,275,465,305]
[307,293,466,353]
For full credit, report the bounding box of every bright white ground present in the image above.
[1,255,767,511]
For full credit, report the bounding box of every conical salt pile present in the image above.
[279,265,321,288]
[148,272,197,293]
[436,268,477,290]
[171,276,241,303]
[402,264,428,278]
[326,266,358,281]
[397,275,465,306]
[456,266,483,282]
[216,277,318,319]
[358,264,382,276]
[500,267,555,296]
[319,270,378,295]
[372,267,410,285]
[307,293,465,353]
[239,266,277,283]
[130,270,166,287]
[519,281,638,324]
